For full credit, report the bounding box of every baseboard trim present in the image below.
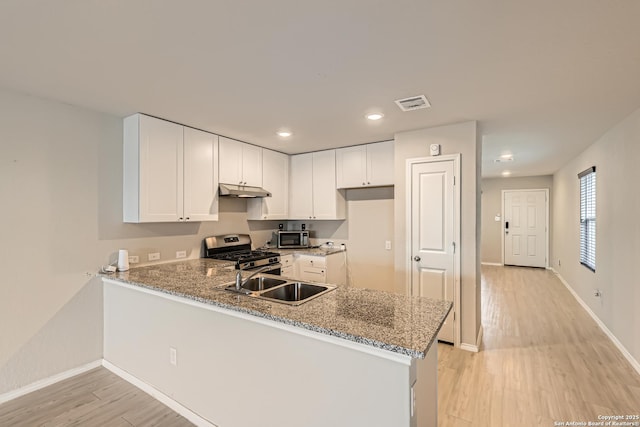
[550,268,640,376]
[0,359,102,405]
[460,325,483,353]
[102,360,217,427]
[481,262,503,266]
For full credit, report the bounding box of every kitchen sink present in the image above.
[238,276,287,291]
[223,274,336,306]
[258,282,330,304]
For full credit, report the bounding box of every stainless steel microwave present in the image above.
[277,230,310,248]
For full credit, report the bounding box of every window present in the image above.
[579,166,596,271]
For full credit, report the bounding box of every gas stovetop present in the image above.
[203,234,280,270]
[211,250,280,263]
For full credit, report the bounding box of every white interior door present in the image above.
[503,190,548,267]
[409,157,458,344]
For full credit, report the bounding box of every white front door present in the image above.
[503,190,548,268]
[409,156,459,344]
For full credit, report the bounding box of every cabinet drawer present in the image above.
[299,267,326,283]
[281,265,295,278]
[280,254,294,266]
[297,256,326,269]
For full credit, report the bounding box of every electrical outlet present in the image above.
[385,240,392,250]
[176,250,187,259]
[148,252,160,261]
[169,347,177,366]
[128,255,139,264]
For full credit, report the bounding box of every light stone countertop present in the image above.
[105,258,451,359]
[273,247,345,257]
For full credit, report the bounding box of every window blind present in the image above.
[579,166,596,271]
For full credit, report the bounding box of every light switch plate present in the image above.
[430,143,440,156]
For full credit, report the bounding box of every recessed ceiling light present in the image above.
[502,170,512,177]
[276,131,292,137]
[500,154,513,159]
[366,113,384,121]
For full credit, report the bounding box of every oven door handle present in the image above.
[241,262,282,272]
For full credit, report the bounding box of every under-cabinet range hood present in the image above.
[219,183,271,198]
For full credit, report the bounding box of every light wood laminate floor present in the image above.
[1,266,638,426]
[438,265,640,426]
[0,367,194,426]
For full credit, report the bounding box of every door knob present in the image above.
[413,256,421,261]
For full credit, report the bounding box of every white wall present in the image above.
[552,107,640,365]
[293,187,395,292]
[393,121,481,347]
[481,175,553,264]
[0,87,275,394]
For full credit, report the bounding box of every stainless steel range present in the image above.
[203,234,281,274]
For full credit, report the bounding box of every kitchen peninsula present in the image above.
[102,259,451,427]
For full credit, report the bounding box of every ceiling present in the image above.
[1,1,639,178]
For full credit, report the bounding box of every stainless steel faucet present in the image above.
[235,264,281,292]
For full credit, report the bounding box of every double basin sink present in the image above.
[224,274,336,306]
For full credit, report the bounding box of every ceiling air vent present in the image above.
[394,95,431,112]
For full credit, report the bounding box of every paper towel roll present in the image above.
[117,249,130,272]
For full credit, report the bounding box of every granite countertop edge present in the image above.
[103,274,444,359]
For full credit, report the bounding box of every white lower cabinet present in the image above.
[292,253,347,286]
[280,254,295,277]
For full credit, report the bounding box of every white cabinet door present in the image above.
[128,114,184,222]
[124,114,219,223]
[218,137,243,185]
[335,141,394,188]
[366,140,394,186]
[312,150,345,219]
[183,128,219,221]
[336,145,366,188]
[248,149,288,219]
[289,153,314,219]
[219,137,262,186]
[241,143,263,187]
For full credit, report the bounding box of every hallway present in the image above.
[438,265,640,426]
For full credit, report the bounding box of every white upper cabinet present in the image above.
[247,149,289,220]
[183,127,220,222]
[289,153,314,219]
[219,137,262,187]
[336,140,394,188]
[289,150,346,220]
[123,114,218,223]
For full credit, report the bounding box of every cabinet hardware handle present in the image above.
[367,182,370,184]
[413,256,421,261]
[186,217,190,220]
[362,182,366,185]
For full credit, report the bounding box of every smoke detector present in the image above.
[394,95,431,112]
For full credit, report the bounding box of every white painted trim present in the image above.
[102,360,217,427]
[550,268,640,376]
[501,188,550,268]
[459,325,483,353]
[0,360,102,405]
[481,262,503,266]
[405,154,462,348]
[103,279,413,365]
